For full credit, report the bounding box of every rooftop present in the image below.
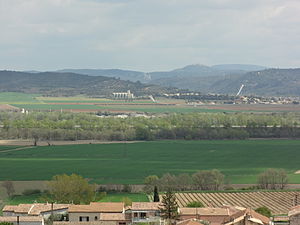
[0,216,43,222]
[131,202,161,211]
[3,203,70,215]
[68,202,124,213]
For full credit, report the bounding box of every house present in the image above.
[179,207,231,224]
[68,202,124,222]
[272,216,289,225]
[288,205,300,225]
[0,216,44,225]
[125,202,161,223]
[54,222,115,225]
[178,207,271,225]
[177,219,205,225]
[2,203,70,219]
[99,213,130,225]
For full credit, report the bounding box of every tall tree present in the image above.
[159,190,179,224]
[257,168,288,190]
[1,181,15,197]
[47,174,96,204]
[153,186,160,202]
[144,175,159,194]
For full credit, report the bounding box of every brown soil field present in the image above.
[0,139,141,146]
[171,192,300,215]
[0,104,19,111]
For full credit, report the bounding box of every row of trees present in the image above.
[144,168,288,193]
[144,170,225,193]
[0,111,300,141]
[257,168,288,190]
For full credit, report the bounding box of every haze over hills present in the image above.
[13,64,300,97]
[57,64,266,82]
[0,71,179,96]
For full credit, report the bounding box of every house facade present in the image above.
[0,216,44,225]
[125,202,161,223]
[68,202,125,223]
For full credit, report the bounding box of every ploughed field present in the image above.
[165,191,300,215]
[0,140,299,184]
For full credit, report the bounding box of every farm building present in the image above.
[112,90,134,100]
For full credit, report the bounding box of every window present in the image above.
[134,212,138,218]
[79,216,89,222]
[95,216,98,220]
[119,223,126,225]
[140,213,147,219]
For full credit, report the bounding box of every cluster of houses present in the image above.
[2,201,300,225]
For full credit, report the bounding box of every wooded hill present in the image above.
[58,65,300,96]
[0,71,179,96]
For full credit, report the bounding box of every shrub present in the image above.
[186,201,204,208]
[22,189,41,196]
[255,206,272,217]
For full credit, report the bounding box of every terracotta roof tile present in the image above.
[100,213,126,221]
[2,205,18,212]
[177,219,204,225]
[289,205,300,217]
[3,203,69,215]
[246,208,270,225]
[131,202,160,211]
[179,207,229,216]
[0,216,43,222]
[54,222,115,225]
[69,202,124,213]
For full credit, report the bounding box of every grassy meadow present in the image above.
[0,140,299,184]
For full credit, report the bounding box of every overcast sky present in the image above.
[0,0,299,72]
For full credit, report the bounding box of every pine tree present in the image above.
[159,189,179,223]
[153,186,160,202]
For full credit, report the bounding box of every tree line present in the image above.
[143,168,288,193]
[0,111,299,142]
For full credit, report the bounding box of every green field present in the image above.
[99,193,149,202]
[0,140,299,184]
[12,103,230,113]
[0,92,40,104]
[4,193,148,205]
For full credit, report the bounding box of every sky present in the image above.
[0,0,299,72]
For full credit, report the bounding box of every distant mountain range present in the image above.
[57,64,266,83]
[14,64,300,97]
[0,71,179,96]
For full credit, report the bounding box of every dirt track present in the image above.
[0,139,141,146]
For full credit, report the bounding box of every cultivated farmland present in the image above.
[1,92,300,113]
[0,140,299,184]
[170,191,300,215]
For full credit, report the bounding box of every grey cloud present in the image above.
[0,0,299,71]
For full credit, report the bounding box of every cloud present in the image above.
[0,0,299,71]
